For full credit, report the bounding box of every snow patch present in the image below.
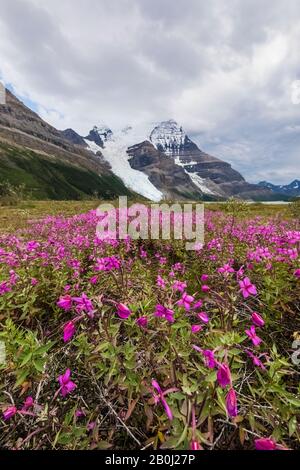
[188,173,215,195]
[84,133,163,202]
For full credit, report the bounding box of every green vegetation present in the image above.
[0,141,133,200]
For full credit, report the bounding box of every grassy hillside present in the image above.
[0,141,134,200]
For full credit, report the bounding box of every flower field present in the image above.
[0,203,300,450]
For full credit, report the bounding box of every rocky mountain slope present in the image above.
[84,120,274,201]
[0,90,135,199]
[258,180,300,199]
[149,120,273,200]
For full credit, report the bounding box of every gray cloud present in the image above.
[0,0,300,183]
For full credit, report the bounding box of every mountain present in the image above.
[0,90,135,199]
[0,89,276,202]
[85,126,113,148]
[84,119,274,201]
[61,128,87,147]
[258,180,300,199]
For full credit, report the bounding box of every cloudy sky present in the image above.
[0,0,300,184]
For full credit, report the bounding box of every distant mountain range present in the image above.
[258,180,300,199]
[0,89,281,201]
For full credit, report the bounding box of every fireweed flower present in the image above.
[251,312,265,327]
[63,321,76,342]
[3,406,17,421]
[177,292,194,310]
[254,438,277,450]
[154,304,174,323]
[136,316,148,328]
[22,396,34,411]
[89,275,98,285]
[226,388,238,417]
[58,369,77,397]
[245,325,262,347]
[202,349,216,369]
[239,277,257,298]
[191,325,202,333]
[190,440,203,450]
[73,293,94,316]
[197,311,209,324]
[57,294,73,311]
[117,303,131,319]
[156,275,166,289]
[193,300,203,310]
[151,379,177,421]
[172,280,187,292]
[0,281,10,296]
[95,256,120,271]
[75,409,85,418]
[201,285,210,293]
[218,264,235,276]
[294,269,300,278]
[217,364,232,388]
[245,349,266,370]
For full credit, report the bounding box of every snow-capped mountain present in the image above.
[150,119,186,154]
[258,180,300,198]
[85,125,113,148]
[84,125,164,201]
[83,119,274,202]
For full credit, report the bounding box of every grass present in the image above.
[0,200,292,234]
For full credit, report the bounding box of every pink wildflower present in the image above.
[245,349,266,370]
[191,325,202,333]
[136,316,148,328]
[197,311,209,324]
[117,303,131,319]
[177,292,194,310]
[151,379,176,421]
[190,440,203,450]
[217,364,232,388]
[58,369,77,397]
[226,388,238,417]
[193,299,203,310]
[22,396,34,411]
[202,349,216,369]
[255,438,277,450]
[201,285,210,293]
[3,406,17,421]
[251,312,265,327]
[73,293,94,315]
[218,264,235,276]
[156,275,166,289]
[154,304,174,323]
[172,280,187,292]
[239,277,257,298]
[63,321,76,343]
[245,325,262,347]
[57,294,73,311]
[89,275,98,285]
[201,274,209,282]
